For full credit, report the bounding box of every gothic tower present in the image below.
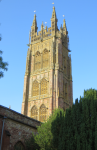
[21,7,73,122]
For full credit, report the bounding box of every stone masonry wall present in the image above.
[0,105,41,150]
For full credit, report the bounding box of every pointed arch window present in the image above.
[14,141,25,150]
[42,49,49,68]
[41,78,48,95]
[35,51,41,70]
[39,104,47,122]
[32,80,39,96]
[31,105,38,120]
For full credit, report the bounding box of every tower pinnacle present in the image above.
[31,14,38,34]
[51,6,58,35]
[63,19,68,35]
[52,6,57,19]
[41,21,44,28]
[63,19,66,28]
[32,14,36,26]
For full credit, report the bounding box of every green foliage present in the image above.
[33,107,66,150]
[80,88,97,101]
[24,135,40,150]
[51,108,66,150]
[0,50,8,78]
[50,89,97,150]
[24,89,97,150]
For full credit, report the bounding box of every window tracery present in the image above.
[31,105,38,120]
[32,80,39,96]
[41,78,48,95]
[39,104,47,122]
[35,51,41,70]
[42,49,49,68]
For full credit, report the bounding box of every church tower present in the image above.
[21,7,73,122]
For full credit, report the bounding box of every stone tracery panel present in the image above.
[41,78,48,95]
[31,105,38,120]
[32,80,39,96]
[42,49,49,68]
[39,104,47,122]
[35,51,41,70]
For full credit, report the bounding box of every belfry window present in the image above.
[42,49,49,68]
[32,80,39,96]
[31,105,38,120]
[39,104,47,122]
[41,78,48,95]
[35,51,41,70]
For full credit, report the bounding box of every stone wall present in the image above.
[0,105,41,150]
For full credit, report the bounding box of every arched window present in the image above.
[42,49,49,68]
[31,105,38,120]
[14,141,25,150]
[41,78,48,95]
[39,104,47,122]
[32,80,39,96]
[35,51,41,70]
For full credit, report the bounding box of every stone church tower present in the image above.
[21,7,73,122]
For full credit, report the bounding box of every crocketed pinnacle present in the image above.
[52,6,57,19]
[63,19,66,28]
[41,21,44,30]
[32,14,37,26]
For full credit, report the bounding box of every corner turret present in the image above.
[40,22,44,41]
[31,14,38,34]
[63,19,68,35]
[51,7,58,36]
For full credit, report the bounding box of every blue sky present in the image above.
[0,0,97,113]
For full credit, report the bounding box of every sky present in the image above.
[0,0,97,114]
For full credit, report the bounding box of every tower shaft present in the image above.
[21,7,73,122]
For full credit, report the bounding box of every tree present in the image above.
[24,89,97,150]
[33,107,66,150]
[51,89,97,150]
[51,108,66,150]
[0,0,8,78]
[80,88,97,101]
[0,50,8,78]
[24,135,40,150]
[0,33,8,78]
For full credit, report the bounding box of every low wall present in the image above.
[0,105,41,150]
